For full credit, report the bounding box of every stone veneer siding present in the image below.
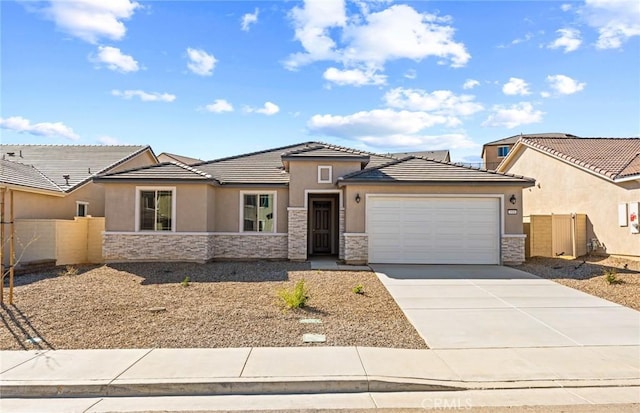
[104,232,288,262]
[104,232,211,262]
[287,208,308,261]
[502,235,526,265]
[212,234,287,259]
[338,208,345,261]
[344,234,368,264]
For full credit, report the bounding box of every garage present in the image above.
[367,196,500,264]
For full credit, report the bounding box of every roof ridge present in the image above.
[615,152,640,179]
[192,141,319,166]
[170,161,212,178]
[339,156,408,180]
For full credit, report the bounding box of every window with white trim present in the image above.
[138,188,175,231]
[242,192,275,232]
[76,202,89,217]
[497,146,510,157]
[318,166,332,183]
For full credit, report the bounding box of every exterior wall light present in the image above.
[509,194,517,205]
[355,193,361,203]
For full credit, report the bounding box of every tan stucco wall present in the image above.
[12,183,104,220]
[288,160,361,207]
[104,183,215,232]
[503,147,640,257]
[214,187,289,233]
[342,184,526,234]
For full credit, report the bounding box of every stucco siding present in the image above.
[288,161,361,207]
[504,147,640,257]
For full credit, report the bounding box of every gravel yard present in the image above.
[513,255,640,311]
[0,261,427,350]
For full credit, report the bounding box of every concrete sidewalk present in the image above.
[2,346,639,398]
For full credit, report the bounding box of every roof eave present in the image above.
[0,183,65,197]
[338,179,535,187]
[614,175,640,183]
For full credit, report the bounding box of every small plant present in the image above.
[58,265,78,277]
[352,284,365,295]
[181,276,190,287]
[604,269,621,285]
[278,279,309,309]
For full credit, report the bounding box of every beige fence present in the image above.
[524,214,587,258]
[14,217,105,266]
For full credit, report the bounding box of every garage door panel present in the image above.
[367,197,500,264]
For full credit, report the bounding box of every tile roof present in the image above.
[339,156,535,185]
[157,152,202,165]
[99,142,399,185]
[391,150,450,162]
[0,144,153,192]
[521,137,640,180]
[484,133,578,146]
[0,159,62,193]
[94,162,212,182]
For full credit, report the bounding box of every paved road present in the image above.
[371,265,640,349]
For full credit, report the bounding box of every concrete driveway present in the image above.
[371,265,640,349]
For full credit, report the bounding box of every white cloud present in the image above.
[462,79,480,90]
[482,102,544,129]
[548,28,582,53]
[90,46,139,72]
[111,89,176,102]
[245,102,280,116]
[502,77,531,96]
[285,2,469,75]
[0,116,79,140]
[561,4,573,12]
[357,133,479,150]
[205,99,234,113]
[241,8,259,31]
[384,88,483,118]
[498,32,534,48]
[323,67,387,86]
[97,136,121,145]
[39,0,140,44]
[582,0,640,49]
[544,74,586,96]
[186,48,216,76]
[309,109,457,139]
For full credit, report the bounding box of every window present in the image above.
[497,146,510,157]
[138,188,174,231]
[242,192,275,232]
[318,166,332,183]
[76,202,88,217]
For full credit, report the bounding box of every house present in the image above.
[481,133,577,170]
[497,136,640,258]
[157,152,202,165]
[0,145,158,267]
[0,145,158,220]
[95,142,534,265]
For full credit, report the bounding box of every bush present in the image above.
[352,284,365,295]
[604,269,621,285]
[278,279,309,309]
[181,276,190,287]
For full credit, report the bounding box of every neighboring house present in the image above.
[481,133,578,170]
[391,150,451,162]
[0,145,158,219]
[157,152,202,165]
[96,142,534,265]
[498,137,640,258]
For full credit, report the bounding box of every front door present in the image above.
[311,200,332,254]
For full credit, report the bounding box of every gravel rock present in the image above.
[1,261,427,350]
[513,256,640,310]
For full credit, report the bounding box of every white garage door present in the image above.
[367,197,500,264]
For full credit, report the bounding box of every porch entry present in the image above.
[308,194,339,256]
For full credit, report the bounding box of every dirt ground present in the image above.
[513,255,640,310]
[0,261,426,350]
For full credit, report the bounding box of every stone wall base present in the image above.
[502,235,526,265]
[344,234,368,264]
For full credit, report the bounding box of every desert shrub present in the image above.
[278,279,309,309]
[58,265,78,277]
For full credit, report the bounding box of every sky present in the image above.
[1,0,639,163]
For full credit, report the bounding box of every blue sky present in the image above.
[1,0,638,163]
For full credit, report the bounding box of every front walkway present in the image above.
[371,264,640,349]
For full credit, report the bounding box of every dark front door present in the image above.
[312,201,332,254]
